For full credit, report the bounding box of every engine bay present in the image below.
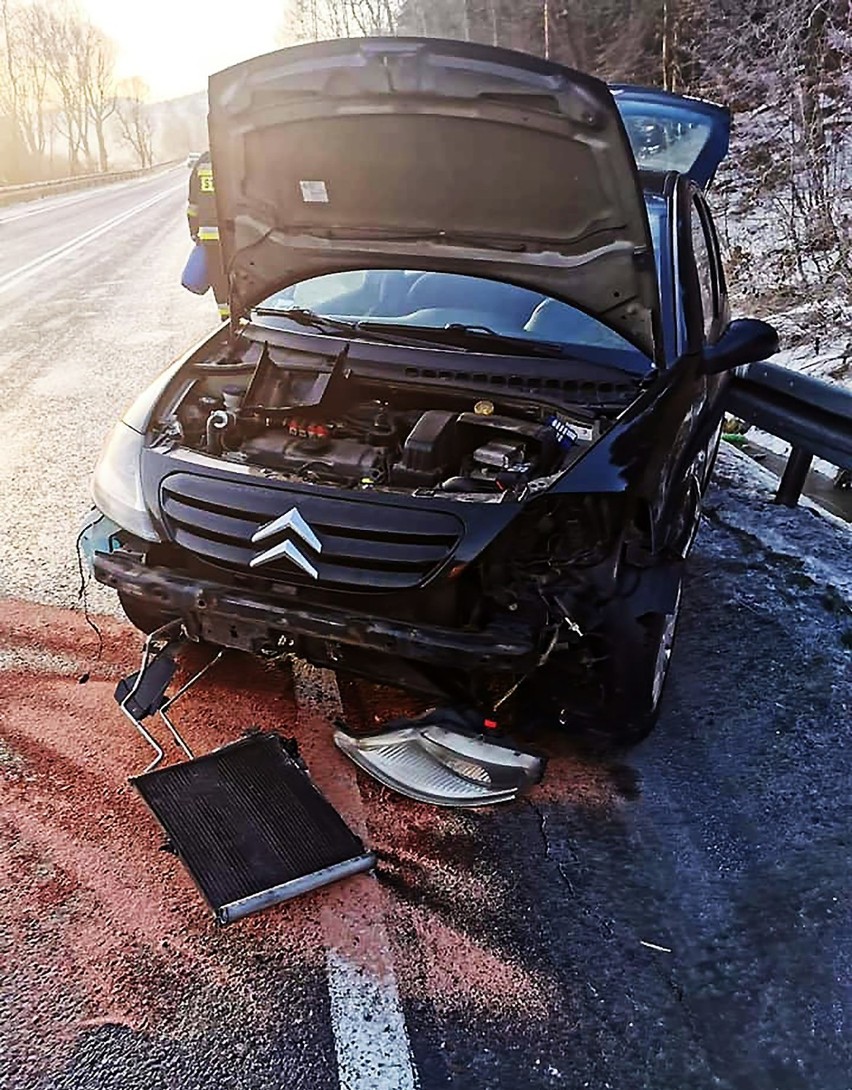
[158,346,598,499]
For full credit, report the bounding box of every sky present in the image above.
[80,0,287,101]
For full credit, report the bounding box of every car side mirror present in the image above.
[702,318,779,375]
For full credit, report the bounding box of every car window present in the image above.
[691,201,717,341]
[625,113,715,175]
[612,88,731,188]
[288,270,368,308]
[259,270,651,359]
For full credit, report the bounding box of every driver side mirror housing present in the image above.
[702,318,779,375]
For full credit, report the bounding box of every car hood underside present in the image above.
[207,36,662,360]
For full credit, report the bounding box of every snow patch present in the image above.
[707,444,852,606]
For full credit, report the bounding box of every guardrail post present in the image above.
[775,447,813,507]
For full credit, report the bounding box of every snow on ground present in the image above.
[707,441,852,607]
[739,424,845,485]
[710,104,851,486]
[772,340,851,387]
[712,104,851,390]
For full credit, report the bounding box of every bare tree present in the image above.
[25,1,91,173]
[0,2,20,131]
[0,0,52,177]
[115,76,154,168]
[17,22,49,158]
[0,0,25,177]
[2,1,120,178]
[279,0,402,42]
[81,23,116,172]
[391,0,664,82]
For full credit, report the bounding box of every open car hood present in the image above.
[208,37,662,360]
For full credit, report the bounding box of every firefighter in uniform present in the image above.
[182,151,230,320]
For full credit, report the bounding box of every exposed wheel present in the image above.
[118,591,179,636]
[594,566,683,744]
[524,562,684,746]
[651,581,682,707]
[668,476,702,559]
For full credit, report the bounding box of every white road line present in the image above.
[325,949,419,1090]
[0,182,184,297]
[293,664,419,1090]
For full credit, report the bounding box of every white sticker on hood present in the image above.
[300,180,329,203]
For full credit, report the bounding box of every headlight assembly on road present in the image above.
[92,422,161,542]
[334,718,545,807]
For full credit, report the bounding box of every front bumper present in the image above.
[94,551,542,673]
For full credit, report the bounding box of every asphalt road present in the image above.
[0,177,850,1090]
[0,166,214,612]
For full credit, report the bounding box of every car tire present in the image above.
[118,592,179,636]
[596,574,683,744]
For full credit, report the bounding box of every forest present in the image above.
[0,0,209,181]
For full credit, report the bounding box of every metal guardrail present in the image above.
[726,360,852,506]
[0,158,183,208]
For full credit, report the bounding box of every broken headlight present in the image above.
[91,421,161,542]
[334,717,544,807]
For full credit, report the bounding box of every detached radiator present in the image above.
[132,731,374,924]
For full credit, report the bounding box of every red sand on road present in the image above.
[0,598,616,1083]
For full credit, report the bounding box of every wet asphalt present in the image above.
[372,462,852,1090]
[0,180,850,1090]
[0,166,213,613]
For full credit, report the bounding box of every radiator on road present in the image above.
[132,731,375,924]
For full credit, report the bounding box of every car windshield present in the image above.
[257,272,650,363]
[254,198,666,370]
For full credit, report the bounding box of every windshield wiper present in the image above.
[356,321,576,359]
[250,310,635,376]
[253,308,560,355]
[251,306,440,349]
[251,306,358,334]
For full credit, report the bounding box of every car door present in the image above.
[662,187,733,557]
[647,183,730,558]
[611,86,731,189]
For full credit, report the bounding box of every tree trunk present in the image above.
[662,0,676,90]
[94,119,108,172]
[800,1,830,193]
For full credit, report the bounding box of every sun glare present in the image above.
[80,0,283,100]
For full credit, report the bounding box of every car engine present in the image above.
[166,363,593,498]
